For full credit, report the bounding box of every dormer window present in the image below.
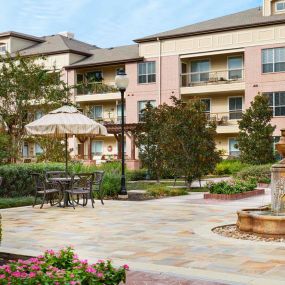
[0,43,7,54]
[276,1,285,12]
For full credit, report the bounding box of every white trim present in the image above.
[91,105,104,120]
[228,96,244,121]
[228,137,238,156]
[180,48,245,59]
[190,58,211,83]
[137,61,156,84]
[276,1,285,12]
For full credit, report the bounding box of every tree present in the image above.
[0,53,70,162]
[134,102,167,181]
[237,93,276,164]
[163,97,220,188]
[0,133,14,164]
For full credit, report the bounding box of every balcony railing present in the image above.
[181,69,244,87]
[205,111,243,125]
[76,82,118,95]
[87,116,126,125]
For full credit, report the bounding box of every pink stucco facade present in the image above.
[245,43,285,136]
[125,55,180,124]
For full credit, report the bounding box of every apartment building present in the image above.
[1,0,285,164]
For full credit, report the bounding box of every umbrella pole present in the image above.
[65,134,68,173]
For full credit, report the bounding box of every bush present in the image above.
[146,185,188,198]
[0,247,128,284]
[126,169,147,181]
[207,179,257,195]
[234,164,272,184]
[213,160,250,175]
[0,162,122,198]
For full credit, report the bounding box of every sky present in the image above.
[0,0,262,48]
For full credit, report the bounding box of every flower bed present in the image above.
[204,189,265,200]
[0,247,128,284]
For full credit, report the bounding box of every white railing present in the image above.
[181,69,244,87]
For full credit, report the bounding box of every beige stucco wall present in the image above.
[215,134,237,156]
[140,24,285,59]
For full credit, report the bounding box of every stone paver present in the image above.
[1,189,283,285]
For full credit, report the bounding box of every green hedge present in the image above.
[234,164,272,184]
[0,162,124,198]
[213,160,250,175]
[207,180,257,195]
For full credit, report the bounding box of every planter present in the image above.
[257,183,270,188]
[204,189,265,200]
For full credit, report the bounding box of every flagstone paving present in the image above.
[1,189,284,284]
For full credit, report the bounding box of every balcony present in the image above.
[87,115,126,125]
[75,82,120,102]
[180,69,245,95]
[206,111,242,134]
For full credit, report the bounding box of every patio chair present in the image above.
[32,173,62,209]
[45,171,69,181]
[92,171,105,205]
[65,173,95,209]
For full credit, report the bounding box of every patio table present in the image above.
[48,177,79,207]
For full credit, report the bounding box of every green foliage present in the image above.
[135,97,221,185]
[237,94,276,165]
[0,247,127,284]
[234,164,272,184]
[0,197,36,209]
[214,160,250,175]
[126,169,147,181]
[0,53,70,162]
[0,133,13,164]
[0,162,122,198]
[207,179,257,194]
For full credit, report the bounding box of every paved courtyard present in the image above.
[1,189,284,285]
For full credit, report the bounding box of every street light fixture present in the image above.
[115,69,129,198]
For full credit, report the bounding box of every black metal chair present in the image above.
[65,173,95,209]
[32,173,62,209]
[93,171,105,205]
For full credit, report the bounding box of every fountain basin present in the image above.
[237,208,285,236]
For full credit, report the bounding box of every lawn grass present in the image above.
[0,197,35,209]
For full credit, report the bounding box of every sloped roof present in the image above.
[66,44,142,69]
[135,7,285,42]
[0,31,44,42]
[16,34,97,56]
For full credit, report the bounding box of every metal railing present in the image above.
[205,111,243,125]
[87,116,126,125]
[181,69,244,87]
[76,82,118,95]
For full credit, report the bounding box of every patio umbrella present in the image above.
[25,105,108,172]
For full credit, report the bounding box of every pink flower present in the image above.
[86,266,96,274]
[0,274,5,279]
[123,264,129,270]
[29,272,36,278]
[70,282,77,285]
[97,272,104,278]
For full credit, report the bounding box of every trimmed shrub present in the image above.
[207,179,257,195]
[234,164,272,184]
[126,169,147,181]
[213,160,250,175]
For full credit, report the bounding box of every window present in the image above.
[276,1,285,11]
[90,106,103,120]
[266,92,285,116]
[228,56,243,80]
[138,100,156,122]
[138,62,156,84]
[229,97,243,120]
[86,71,103,82]
[22,143,29,158]
[0,43,6,54]
[229,138,240,157]
[91,141,103,156]
[201,99,211,113]
[117,104,126,124]
[262,48,285,73]
[191,60,210,83]
[35,110,44,120]
[35,144,43,155]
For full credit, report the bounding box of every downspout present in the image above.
[157,37,161,105]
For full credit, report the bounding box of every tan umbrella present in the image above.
[25,105,108,171]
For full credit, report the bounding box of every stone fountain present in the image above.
[237,129,285,236]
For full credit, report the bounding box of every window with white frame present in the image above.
[229,97,243,120]
[35,144,43,155]
[191,60,210,83]
[262,48,285,73]
[228,56,243,80]
[276,1,285,11]
[138,100,156,122]
[91,141,103,156]
[200,98,211,113]
[229,138,240,157]
[138,62,156,84]
[0,43,6,54]
[90,105,103,121]
[266,92,285,116]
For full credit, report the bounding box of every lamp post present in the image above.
[115,69,129,198]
